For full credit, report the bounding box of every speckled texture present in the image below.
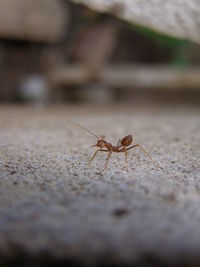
[0,105,200,266]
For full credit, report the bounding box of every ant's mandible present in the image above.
[69,121,160,171]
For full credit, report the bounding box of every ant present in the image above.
[69,121,160,172]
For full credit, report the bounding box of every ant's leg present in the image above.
[124,149,129,171]
[89,149,108,165]
[126,144,153,160]
[117,139,121,147]
[103,151,112,171]
[125,150,128,164]
[126,144,162,168]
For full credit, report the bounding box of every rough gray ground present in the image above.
[0,105,200,266]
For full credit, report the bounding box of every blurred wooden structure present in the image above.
[49,65,200,90]
[0,0,67,42]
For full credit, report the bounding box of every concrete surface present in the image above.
[0,105,200,266]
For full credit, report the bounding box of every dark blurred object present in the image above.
[111,26,173,64]
[0,0,67,43]
[69,18,119,79]
[0,41,49,102]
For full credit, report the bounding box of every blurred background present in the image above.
[1,3,200,266]
[0,0,200,106]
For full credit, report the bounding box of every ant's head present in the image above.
[68,121,107,148]
[92,135,106,149]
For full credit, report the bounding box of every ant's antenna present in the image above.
[68,120,99,139]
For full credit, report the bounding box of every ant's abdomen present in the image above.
[121,135,133,147]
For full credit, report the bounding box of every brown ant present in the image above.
[69,121,160,171]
